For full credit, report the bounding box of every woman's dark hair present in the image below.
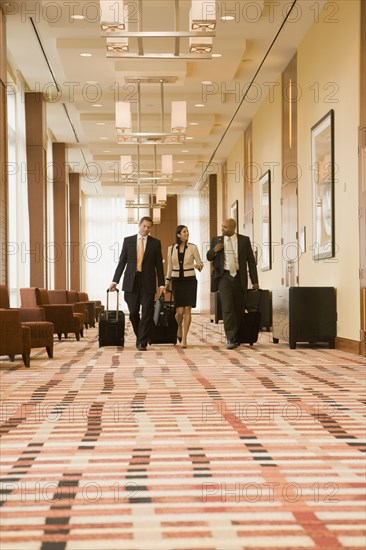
[175,225,188,245]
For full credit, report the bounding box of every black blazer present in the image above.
[112,234,165,293]
[206,234,258,292]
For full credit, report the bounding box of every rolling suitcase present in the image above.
[149,292,178,345]
[98,289,125,347]
[237,289,262,346]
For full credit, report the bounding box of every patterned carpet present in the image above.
[1,316,365,550]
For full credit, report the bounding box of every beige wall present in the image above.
[222,1,361,342]
[297,0,360,341]
[252,79,283,291]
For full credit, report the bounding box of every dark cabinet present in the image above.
[272,287,337,349]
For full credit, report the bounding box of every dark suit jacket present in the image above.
[112,234,165,293]
[206,234,258,293]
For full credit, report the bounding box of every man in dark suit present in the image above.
[207,218,259,349]
[109,217,165,351]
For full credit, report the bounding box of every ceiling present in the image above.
[3,0,322,197]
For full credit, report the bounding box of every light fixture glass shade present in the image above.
[161,155,173,176]
[190,0,216,30]
[189,36,213,53]
[120,156,133,175]
[116,102,131,130]
[100,0,126,31]
[156,186,167,204]
[106,37,129,52]
[125,186,135,204]
[153,208,161,224]
[171,101,187,133]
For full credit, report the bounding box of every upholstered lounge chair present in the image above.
[78,292,104,323]
[48,290,88,330]
[0,308,31,367]
[20,288,82,341]
[0,285,54,358]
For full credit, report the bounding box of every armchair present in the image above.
[48,290,88,330]
[0,285,54,358]
[20,288,82,341]
[0,308,31,367]
[78,292,104,323]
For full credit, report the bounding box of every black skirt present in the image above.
[172,276,198,308]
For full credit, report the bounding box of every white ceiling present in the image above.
[3,0,322,197]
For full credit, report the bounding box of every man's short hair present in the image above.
[139,216,153,225]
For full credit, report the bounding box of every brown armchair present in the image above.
[20,288,82,341]
[67,290,92,328]
[48,290,88,330]
[78,292,104,323]
[0,285,54,358]
[0,308,31,367]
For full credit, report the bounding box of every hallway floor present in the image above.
[1,317,365,550]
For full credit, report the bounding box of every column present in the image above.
[69,172,80,291]
[52,142,67,289]
[0,7,7,285]
[25,92,47,287]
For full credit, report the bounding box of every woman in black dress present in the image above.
[165,225,203,348]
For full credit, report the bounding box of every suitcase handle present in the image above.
[106,288,119,321]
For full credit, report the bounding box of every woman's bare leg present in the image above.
[182,306,192,348]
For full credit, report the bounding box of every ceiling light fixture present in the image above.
[100,0,216,59]
[115,78,187,144]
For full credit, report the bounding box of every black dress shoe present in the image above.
[226,341,238,350]
[136,344,147,351]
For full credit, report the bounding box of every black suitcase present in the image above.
[237,290,262,346]
[149,292,178,345]
[98,289,125,347]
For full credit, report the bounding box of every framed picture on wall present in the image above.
[230,199,239,229]
[260,170,272,271]
[311,109,335,260]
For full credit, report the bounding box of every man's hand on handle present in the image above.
[108,282,117,292]
[252,284,260,291]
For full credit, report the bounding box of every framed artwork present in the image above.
[260,170,271,271]
[231,199,239,230]
[311,109,335,260]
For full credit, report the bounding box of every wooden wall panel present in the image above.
[69,172,80,291]
[53,142,67,289]
[25,93,47,287]
[243,123,253,242]
[149,195,178,275]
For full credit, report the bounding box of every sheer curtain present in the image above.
[7,72,30,306]
[177,194,205,312]
[83,196,137,306]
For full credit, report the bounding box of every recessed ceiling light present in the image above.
[189,122,198,126]
[103,150,111,153]
[201,80,213,85]
[178,161,185,164]
[100,137,108,140]
[185,137,193,140]
[71,15,85,20]
[194,104,205,108]
[176,169,182,173]
[80,52,92,57]
[93,104,102,107]
[221,15,235,21]
[182,150,189,153]
[212,53,222,58]
[97,122,105,126]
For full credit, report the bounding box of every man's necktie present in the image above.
[136,237,144,272]
[226,237,237,277]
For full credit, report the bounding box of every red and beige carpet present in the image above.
[1,316,365,550]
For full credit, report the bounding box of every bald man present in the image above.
[207,218,259,349]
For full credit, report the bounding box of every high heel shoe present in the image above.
[177,336,182,343]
